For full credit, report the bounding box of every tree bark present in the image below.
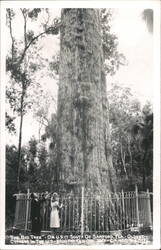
[120,142,128,180]
[56,9,117,195]
[17,92,24,191]
[127,135,133,179]
[142,150,147,190]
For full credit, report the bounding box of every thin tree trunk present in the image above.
[17,93,24,191]
[17,10,27,192]
[120,143,128,179]
[127,135,133,179]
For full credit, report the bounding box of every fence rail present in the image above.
[13,186,152,234]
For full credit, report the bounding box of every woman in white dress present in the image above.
[50,192,62,235]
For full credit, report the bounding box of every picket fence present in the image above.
[13,185,152,235]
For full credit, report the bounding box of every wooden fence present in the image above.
[13,186,152,234]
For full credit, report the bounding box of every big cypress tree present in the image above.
[56,9,118,195]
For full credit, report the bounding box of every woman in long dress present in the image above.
[50,192,62,235]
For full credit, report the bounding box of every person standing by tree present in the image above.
[30,193,41,236]
[50,192,62,236]
[39,192,50,231]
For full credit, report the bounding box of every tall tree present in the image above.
[6,8,60,191]
[56,9,119,195]
[132,103,153,190]
[108,84,142,189]
[108,84,153,191]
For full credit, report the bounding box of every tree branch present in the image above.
[16,22,61,68]
[8,9,15,64]
[7,9,61,71]
[21,9,27,48]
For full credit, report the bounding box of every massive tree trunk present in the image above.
[56,9,117,195]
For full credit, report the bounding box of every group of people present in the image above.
[30,192,63,236]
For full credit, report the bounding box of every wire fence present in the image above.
[13,186,152,234]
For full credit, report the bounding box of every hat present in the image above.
[52,192,59,198]
[30,192,38,199]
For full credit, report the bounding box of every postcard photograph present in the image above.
[0,0,160,249]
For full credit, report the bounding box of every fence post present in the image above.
[146,189,152,226]
[81,186,84,238]
[121,190,125,229]
[135,185,140,227]
[121,190,125,213]
[25,189,30,232]
[13,194,19,227]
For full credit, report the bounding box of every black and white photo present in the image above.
[0,0,160,249]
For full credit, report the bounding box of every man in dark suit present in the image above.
[30,193,41,236]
